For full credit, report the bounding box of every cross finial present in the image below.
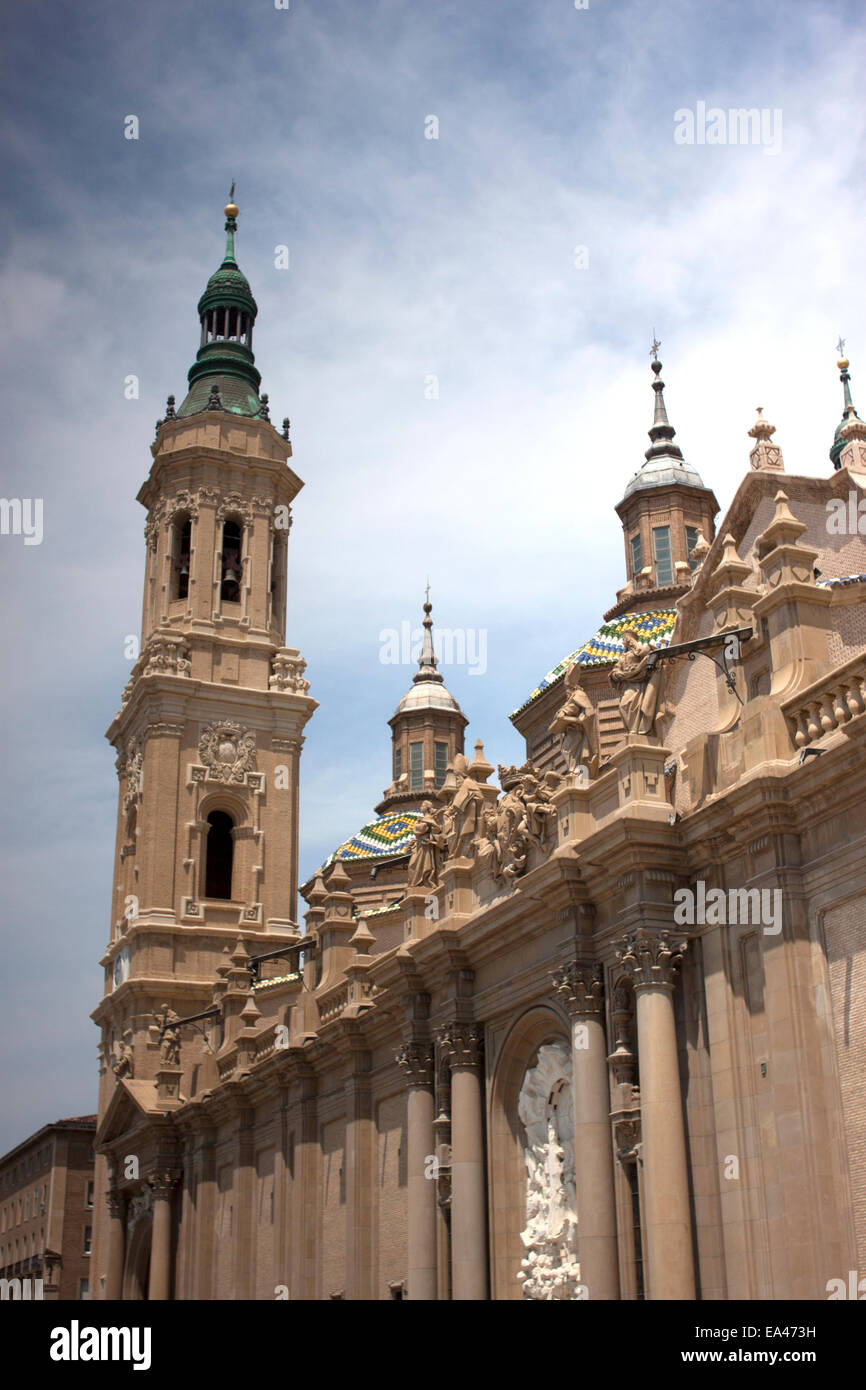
[650,332,661,360]
[836,335,846,358]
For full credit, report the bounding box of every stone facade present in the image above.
[91,211,866,1300]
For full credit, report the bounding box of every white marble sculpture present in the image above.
[516,1041,581,1300]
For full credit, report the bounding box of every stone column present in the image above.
[104,1188,126,1300]
[397,1041,437,1300]
[439,1023,487,1300]
[147,1173,178,1302]
[553,962,620,1300]
[617,930,695,1300]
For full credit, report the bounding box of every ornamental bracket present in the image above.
[646,626,753,705]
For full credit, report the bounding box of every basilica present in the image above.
[90,198,866,1300]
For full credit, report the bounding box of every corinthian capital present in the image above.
[552,961,604,1016]
[437,1021,484,1071]
[396,1040,435,1090]
[616,929,686,990]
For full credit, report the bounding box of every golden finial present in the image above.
[836,335,849,370]
[225,180,238,220]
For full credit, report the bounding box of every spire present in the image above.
[830,342,865,469]
[644,343,684,464]
[175,194,264,420]
[413,590,444,686]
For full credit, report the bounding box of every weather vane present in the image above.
[650,332,661,359]
[425,577,431,605]
[229,179,236,202]
[836,335,846,358]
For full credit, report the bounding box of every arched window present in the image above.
[220,520,243,603]
[173,514,192,600]
[205,811,234,899]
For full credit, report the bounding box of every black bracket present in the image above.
[645,626,753,706]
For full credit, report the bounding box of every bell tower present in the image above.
[90,197,316,1295]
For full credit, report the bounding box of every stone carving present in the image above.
[548,664,599,778]
[113,1036,134,1079]
[158,1004,181,1066]
[142,632,191,679]
[407,801,445,889]
[688,529,711,574]
[198,720,257,783]
[616,928,687,990]
[516,1042,581,1300]
[215,492,252,525]
[437,1021,483,1070]
[269,650,311,694]
[165,489,199,522]
[143,501,164,551]
[748,409,784,473]
[395,1039,435,1089]
[609,629,665,738]
[442,753,486,860]
[553,961,604,1017]
[122,741,143,814]
[126,1186,153,1229]
[483,763,558,885]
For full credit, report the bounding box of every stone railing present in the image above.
[317,984,348,1024]
[783,653,866,750]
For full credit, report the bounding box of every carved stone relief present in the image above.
[516,1041,581,1300]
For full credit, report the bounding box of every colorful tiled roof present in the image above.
[817,573,866,589]
[323,810,419,867]
[511,609,678,716]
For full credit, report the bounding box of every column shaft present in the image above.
[635,985,695,1298]
[450,1063,487,1299]
[148,1191,173,1301]
[407,1085,437,1299]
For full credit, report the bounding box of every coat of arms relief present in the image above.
[194,721,260,786]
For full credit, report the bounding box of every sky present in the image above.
[0,0,864,1150]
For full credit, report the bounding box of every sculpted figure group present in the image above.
[408,750,560,891]
[407,632,664,892]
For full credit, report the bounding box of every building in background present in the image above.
[91,199,866,1300]
[0,1116,96,1300]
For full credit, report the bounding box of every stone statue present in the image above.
[408,801,444,889]
[445,754,486,860]
[158,1004,181,1067]
[485,763,558,886]
[548,664,599,778]
[609,629,664,738]
[113,1038,134,1079]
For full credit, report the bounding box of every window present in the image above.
[409,743,423,792]
[434,742,448,788]
[205,811,234,899]
[685,525,700,572]
[220,520,243,603]
[85,1181,94,1209]
[83,1226,92,1256]
[393,746,402,782]
[79,1278,90,1301]
[652,525,673,587]
[630,532,643,577]
[173,515,192,600]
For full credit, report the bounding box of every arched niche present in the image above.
[488,1005,571,1300]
